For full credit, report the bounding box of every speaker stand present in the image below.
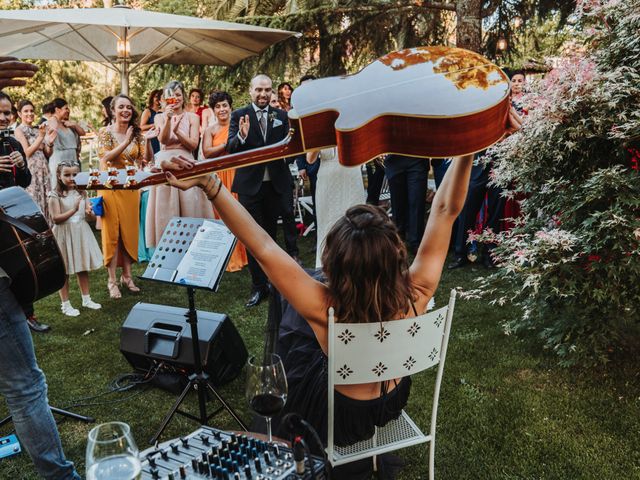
[0,405,94,429]
[149,287,247,445]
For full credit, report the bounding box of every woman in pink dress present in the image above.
[14,99,52,224]
[145,80,214,248]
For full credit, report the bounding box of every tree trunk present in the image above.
[455,0,482,52]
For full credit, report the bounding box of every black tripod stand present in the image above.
[0,406,94,429]
[150,286,247,445]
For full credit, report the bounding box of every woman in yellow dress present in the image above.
[98,94,146,298]
[201,91,248,272]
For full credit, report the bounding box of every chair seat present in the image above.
[330,411,430,466]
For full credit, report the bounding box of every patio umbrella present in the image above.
[0,5,299,94]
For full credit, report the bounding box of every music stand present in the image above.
[141,217,247,445]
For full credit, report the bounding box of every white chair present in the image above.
[327,289,456,480]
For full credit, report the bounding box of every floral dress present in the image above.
[18,124,52,225]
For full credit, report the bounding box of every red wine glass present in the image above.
[246,353,287,442]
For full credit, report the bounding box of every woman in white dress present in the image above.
[307,147,365,268]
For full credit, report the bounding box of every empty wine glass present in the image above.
[246,353,288,442]
[86,422,141,480]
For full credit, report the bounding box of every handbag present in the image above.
[89,196,104,216]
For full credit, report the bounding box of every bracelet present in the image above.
[200,175,214,192]
[204,175,220,195]
[206,178,223,202]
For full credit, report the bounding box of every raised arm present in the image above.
[409,154,474,299]
[166,170,328,326]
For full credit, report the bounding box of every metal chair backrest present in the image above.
[326,289,456,469]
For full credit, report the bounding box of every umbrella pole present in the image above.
[120,58,129,95]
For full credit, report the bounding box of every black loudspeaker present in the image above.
[120,302,247,386]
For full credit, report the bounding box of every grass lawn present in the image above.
[1,233,639,479]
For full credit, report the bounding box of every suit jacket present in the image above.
[227,104,291,196]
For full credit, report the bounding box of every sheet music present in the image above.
[174,220,235,288]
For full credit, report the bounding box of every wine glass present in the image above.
[86,422,141,480]
[163,86,177,108]
[246,353,288,442]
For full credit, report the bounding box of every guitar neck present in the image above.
[75,127,305,190]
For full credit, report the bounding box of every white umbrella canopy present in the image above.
[0,5,300,93]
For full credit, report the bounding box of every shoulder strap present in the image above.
[0,209,46,243]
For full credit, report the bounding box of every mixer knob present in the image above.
[179,465,187,479]
[244,465,252,479]
[200,434,210,445]
[171,443,179,454]
[180,437,189,448]
[254,457,262,473]
[273,445,280,457]
[192,458,198,470]
[161,449,169,460]
[150,467,160,479]
[167,473,175,480]
[263,451,272,466]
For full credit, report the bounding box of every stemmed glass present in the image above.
[246,353,288,442]
[163,86,177,108]
[86,422,141,480]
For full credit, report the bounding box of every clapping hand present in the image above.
[0,57,38,90]
[144,126,158,140]
[239,114,250,139]
[74,195,82,211]
[124,126,135,145]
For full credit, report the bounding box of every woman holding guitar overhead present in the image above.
[161,46,521,479]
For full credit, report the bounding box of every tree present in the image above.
[468,0,640,365]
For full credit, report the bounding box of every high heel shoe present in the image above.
[107,280,121,299]
[120,275,140,293]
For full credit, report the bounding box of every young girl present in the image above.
[48,162,103,316]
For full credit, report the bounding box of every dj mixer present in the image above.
[140,426,326,480]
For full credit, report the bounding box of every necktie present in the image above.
[258,109,267,140]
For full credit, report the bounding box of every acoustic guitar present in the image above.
[0,187,66,303]
[74,46,511,190]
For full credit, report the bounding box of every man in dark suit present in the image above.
[227,74,297,307]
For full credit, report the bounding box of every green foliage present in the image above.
[8,60,108,129]
[467,0,640,365]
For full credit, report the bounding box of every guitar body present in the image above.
[0,187,66,303]
[291,46,511,166]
